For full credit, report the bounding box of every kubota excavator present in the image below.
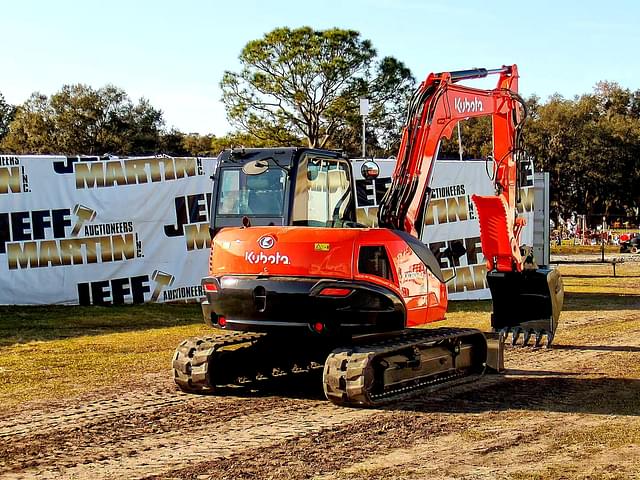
[173,64,564,407]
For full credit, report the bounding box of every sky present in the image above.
[2,0,639,136]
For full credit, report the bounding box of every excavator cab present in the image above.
[210,148,358,234]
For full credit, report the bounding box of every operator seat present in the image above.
[247,173,283,215]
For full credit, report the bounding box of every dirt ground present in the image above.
[1,263,639,480]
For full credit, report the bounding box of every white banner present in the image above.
[0,155,217,305]
[1,155,532,304]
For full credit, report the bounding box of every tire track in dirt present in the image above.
[311,413,638,480]
[153,326,640,479]
[0,395,298,474]
[0,390,187,438]
[5,400,375,480]
[4,312,639,479]
[156,411,473,480]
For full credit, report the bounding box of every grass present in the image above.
[0,304,208,408]
[0,261,638,410]
[0,303,202,346]
[506,422,640,480]
[0,324,211,407]
[551,244,621,255]
[553,422,640,449]
[559,263,640,296]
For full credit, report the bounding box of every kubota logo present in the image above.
[454,97,484,114]
[245,251,290,265]
[258,234,276,249]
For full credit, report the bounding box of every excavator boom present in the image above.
[380,66,522,260]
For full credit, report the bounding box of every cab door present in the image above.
[291,153,356,227]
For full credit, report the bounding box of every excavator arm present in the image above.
[379,65,525,268]
[380,65,563,346]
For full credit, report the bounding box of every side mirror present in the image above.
[307,165,319,181]
[361,160,380,180]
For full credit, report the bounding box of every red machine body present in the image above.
[200,65,561,338]
[209,226,447,328]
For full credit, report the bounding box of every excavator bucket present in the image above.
[471,194,564,347]
[486,268,564,347]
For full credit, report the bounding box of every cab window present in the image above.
[218,168,286,216]
[292,155,353,227]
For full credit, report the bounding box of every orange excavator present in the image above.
[173,65,564,406]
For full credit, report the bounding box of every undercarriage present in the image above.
[173,328,502,407]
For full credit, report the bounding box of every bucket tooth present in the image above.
[499,327,510,340]
[511,327,522,346]
[522,330,532,346]
[534,330,544,348]
[545,331,555,348]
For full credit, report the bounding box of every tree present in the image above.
[326,56,415,158]
[123,97,164,154]
[0,93,16,142]
[1,85,164,155]
[365,56,416,156]
[221,27,415,154]
[160,129,189,156]
[525,85,640,224]
[438,116,492,160]
[1,93,54,153]
[181,133,216,156]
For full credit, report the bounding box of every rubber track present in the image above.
[323,328,486,407]
[173,332,327,393]
[172,332,266,393]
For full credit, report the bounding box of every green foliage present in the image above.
[1,85,164,155]
[328,56,415,157]
[159,128,190,156]
[180,133,216,156]
[0,93,16,142]
[209,130,294,153]
[525,82,640,221]
[366,56,416,155]
[158,130,287,157]
[438,116,492,159]
[221,27,415,155]
[1,93,52,153]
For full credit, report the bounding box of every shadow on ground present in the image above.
[209,370,640,416]
[564,274,640,279]
[401,374,640,416]
[554,344,640,353]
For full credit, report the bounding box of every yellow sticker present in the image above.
[314,243,330,252]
